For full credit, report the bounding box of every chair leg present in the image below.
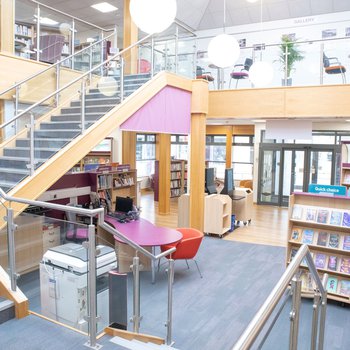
[185,259,190,269]
[341,71,346,84]
[229,77,232,88]
[193,259,203,278]
[235,79,239,88]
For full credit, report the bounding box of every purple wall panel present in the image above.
[120,86,191,134]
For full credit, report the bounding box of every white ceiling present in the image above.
[23,0,350,32]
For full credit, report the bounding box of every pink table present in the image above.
[104,216,182,282]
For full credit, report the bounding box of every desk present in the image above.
[101,216,182,283]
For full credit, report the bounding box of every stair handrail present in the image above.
[0,31,117,99]
[0,33,152,131]
[0,187,176,347]
[232,244,328,350]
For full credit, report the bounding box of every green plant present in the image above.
[279,35,304,78]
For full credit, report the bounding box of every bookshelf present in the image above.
[14,22,33,59]
[90,167,137,212]
[204,194,232,238]
[287,192,350,303]
[341,142,350,188]
[154,159,187,201]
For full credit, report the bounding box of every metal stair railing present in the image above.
[0,188,177,349]
[232,244,328,350]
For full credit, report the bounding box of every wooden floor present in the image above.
[140,190,289,247]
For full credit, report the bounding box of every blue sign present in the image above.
[308,184,347,196]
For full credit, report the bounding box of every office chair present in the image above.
[160,227,204,278]
[323,53,346,83]
[31,35,65,64]
[65,204,89,242]
[196,66,214,83]
[229,58,253,88]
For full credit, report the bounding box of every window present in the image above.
[232,135,254,180]
[171,134,189,160]
[136,134,156,177]
[206,135,226,178]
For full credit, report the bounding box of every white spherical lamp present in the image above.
[207,34,240,68]
[130,0,177,34]
[249,61,274,87]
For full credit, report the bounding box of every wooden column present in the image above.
[122,131,136,168]
[123,0,138,74]
[158,133,171,215]
[0,0,14,54]
[189,80,209,231]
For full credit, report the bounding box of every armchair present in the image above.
[229,58,253,88]
[160,227,204,278]
[323,53,346,83]
[196,66,214,83]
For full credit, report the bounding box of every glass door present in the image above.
[308,149,335,186]
[258,149,281,205]
[281,149,306,206]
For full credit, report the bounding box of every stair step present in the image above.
[16,138,71,148]
[33,130,80,139]
[40,122,93,130]
[60,105,114,114]
[70,97,120,107]
[4,147,58,158]
[53,112,103,118]
[0,156,45,170]
[50,114,102,122]
[0,298,15,325]
[0,167,29,184]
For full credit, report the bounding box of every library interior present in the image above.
[1,0,350,349]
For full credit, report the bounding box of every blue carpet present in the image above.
[1,238,349,349]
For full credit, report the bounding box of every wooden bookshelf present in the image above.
[287,192,350,303]
[90,167,137,212]
[154,159,187,201]
[341,142,350,188]
[204,194,232,237]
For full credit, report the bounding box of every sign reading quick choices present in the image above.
[308,184,347,196]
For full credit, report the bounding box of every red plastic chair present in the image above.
[160,227,204,278]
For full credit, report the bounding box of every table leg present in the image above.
[151,246,156,284]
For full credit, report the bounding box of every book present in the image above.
[292,205,303,220]
[340,257,350,274]
[342,212,350,228]
[302,229,314,244]
[328,233,340,249]
[327,256,338,271]
[343,236,350,251]
[329,211,342,226]
[326,277,338,293]
[290,248,298,261]
[291,228,302,242]
[305,208,317,222]
[339,280,350,296]
[314,253,326,269]
[343,171,350,185]
[300,271,314,292]
[316,231,328,246]
[316,209,329,224]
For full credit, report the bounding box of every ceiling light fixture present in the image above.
[129,0,177,34]
[246,0,259,3]
[34,16,58,26]
[91,2,118,13]
[207,0,240,68]
[249,0,274,87]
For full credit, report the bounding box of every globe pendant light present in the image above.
[249,0,273,87]
[129,0,177,34]
[207,0,240,68]
[249,61,274,87]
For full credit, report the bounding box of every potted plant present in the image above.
[278,35,304,86]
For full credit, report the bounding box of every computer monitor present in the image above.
[221,168,235,198]
[115,196,134,213]
[205,168,217,195]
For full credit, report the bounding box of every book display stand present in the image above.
[287,192,350,303]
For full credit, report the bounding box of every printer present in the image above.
[40,242,117,333]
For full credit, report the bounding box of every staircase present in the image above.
[0,73,151,193]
